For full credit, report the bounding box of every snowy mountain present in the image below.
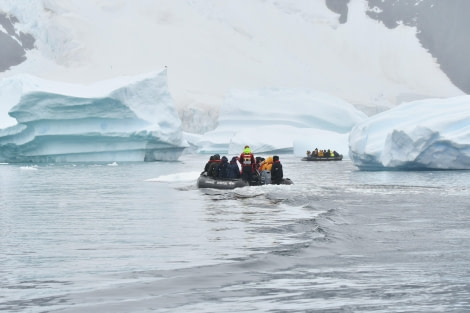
[2,0,470,168]
[0,0,466,134]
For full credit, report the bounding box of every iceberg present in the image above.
[0,70,187,162]
[349,96,470,170]
[190,88,367,155]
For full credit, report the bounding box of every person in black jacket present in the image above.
[270,155,283,184]
[203,155,214,174]
[208,154,221,177]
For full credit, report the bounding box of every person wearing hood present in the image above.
[203,155,214,174]
[217,156,229,178]
[258,156,273,185]
[239,145,255,182]
[259,156,273,171]
[208,154,221,177]
[271,155,283,184]
[227,156,241,179]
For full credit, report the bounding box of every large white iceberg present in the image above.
[190,88,367,155]
[0,70,187,162]
[349,96,470,170]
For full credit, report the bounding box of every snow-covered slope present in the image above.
[0,0,464,133]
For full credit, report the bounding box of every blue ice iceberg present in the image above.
[0,70,187,162]
[349,96,470,170]
[191,88,367,154]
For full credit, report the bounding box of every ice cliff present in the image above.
[190,88,367,156]
[349,96,470,170]
[0,70,187,162]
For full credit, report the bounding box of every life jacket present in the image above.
[241,153,253,166]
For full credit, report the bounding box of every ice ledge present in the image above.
[349,95,470,170]
[0,70,188,162]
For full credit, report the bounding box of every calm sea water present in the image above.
[1,154,470,312]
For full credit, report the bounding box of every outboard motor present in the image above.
[260,170,271,185]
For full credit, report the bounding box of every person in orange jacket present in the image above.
[259,156,273,171]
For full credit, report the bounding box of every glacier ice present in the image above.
[0,70,188,162]
[189,88,367,155]
[349,96,470,170]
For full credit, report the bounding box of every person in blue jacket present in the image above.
[217,156,229,178]
[226,156,241,178]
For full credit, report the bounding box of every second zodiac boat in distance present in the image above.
[301,154,343,161]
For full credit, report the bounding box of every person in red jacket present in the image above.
[239,145,255,183]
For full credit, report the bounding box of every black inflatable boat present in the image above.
[197,171,293,189]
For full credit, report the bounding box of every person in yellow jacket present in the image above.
[259,156,273,171]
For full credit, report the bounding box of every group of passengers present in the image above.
[306,148,340,158]
[204,154,241,179]
[203,145,284,184]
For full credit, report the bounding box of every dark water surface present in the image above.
[1,155,470,312]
